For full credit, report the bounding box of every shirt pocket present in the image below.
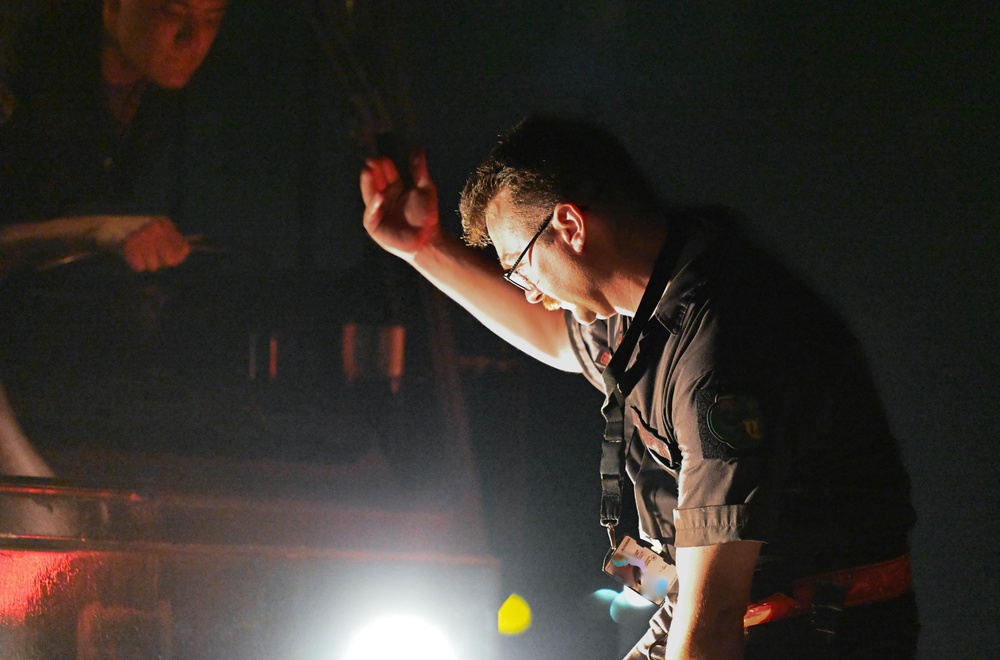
[631,408,681,470]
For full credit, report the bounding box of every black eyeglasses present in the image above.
[502,209,554,291]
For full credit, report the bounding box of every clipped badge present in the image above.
[603,535,676,605]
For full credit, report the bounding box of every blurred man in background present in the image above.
[1,0,229,274]
[0,0,227,478]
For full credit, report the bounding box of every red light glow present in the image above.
[0,551,80,624]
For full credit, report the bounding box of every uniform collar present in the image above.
[650,214,720,334]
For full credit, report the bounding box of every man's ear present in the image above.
[551,202,586,253]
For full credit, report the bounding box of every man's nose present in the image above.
[175,17,212,53]
[176,16,195,45]
[524,286,543,304]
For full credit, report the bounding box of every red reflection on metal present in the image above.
[0,551,79,623]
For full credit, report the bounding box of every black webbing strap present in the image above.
[599,222,688,538]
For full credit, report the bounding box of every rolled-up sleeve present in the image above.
[674,503,775,547]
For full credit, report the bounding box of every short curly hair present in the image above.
[459,116,662,247]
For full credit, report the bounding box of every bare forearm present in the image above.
[0,216,103,272]
[411,233,581,372]
[663,542,761,659]
[664,603,746,659]
[1,215,111,247]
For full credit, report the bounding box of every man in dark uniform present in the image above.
[360,116,917,658]
[0,0,228,273]
[0,0,226,478]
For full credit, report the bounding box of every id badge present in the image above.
[603,535,676,605]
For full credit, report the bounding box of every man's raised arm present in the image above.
[361,152,580,373]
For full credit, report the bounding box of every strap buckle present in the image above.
[605,523,618,550]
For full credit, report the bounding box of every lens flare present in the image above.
[497,593,532,635]
[343,613,457,660]
[610,587,655,622]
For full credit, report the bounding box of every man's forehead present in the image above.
[161,0,228,12]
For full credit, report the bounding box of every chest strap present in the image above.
[599,220,688,538]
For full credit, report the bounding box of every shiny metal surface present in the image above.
[0,477,499,660]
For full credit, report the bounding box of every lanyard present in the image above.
[599,221,687,547]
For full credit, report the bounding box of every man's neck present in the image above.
[101,42,150,127]
[610,221,670,317]
[101,41,145,87]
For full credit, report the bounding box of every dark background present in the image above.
[176,1,1000,657]
[8,1,1000,658]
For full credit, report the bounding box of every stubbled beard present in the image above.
[542,295,561,311]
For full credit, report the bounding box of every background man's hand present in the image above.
[118,217,191,271]
[93,215,191,271]
[360,149,441,262]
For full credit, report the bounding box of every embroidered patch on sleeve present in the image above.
[695,390,765,458]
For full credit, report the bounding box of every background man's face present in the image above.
[106,0,228,89]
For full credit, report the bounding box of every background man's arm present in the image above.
[664,541,762,659]
[361,153,581,372]
[0,214,190,275]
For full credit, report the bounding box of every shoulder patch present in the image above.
[696,391,764,458]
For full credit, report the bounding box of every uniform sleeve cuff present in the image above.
[673,504,774,547]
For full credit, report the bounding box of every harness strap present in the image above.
[599,220,687,533]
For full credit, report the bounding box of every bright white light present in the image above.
[343,613,457,660]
